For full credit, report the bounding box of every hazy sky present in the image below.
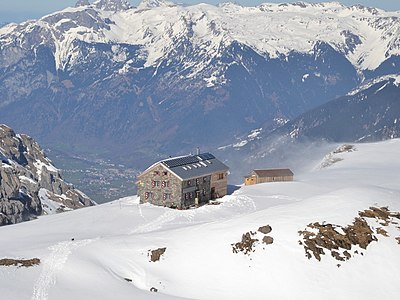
[0,0,399,23]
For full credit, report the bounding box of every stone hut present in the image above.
[244,169,294,186]
[137,153,229,209]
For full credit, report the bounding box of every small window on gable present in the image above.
[218,173,224,180]
[153,171,160,176]
[163,171,168,176]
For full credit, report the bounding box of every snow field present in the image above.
[0,140,400,299]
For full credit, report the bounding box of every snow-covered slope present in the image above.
[0,139,399,299]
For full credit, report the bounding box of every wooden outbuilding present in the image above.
[137,153,229,209]
[244,169,294,186]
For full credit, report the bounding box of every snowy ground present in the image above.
[1,139,400,300]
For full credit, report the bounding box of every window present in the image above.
[202,189,206,196]
[145,192,152,200]
[153,171,160,176]
[218,173,224,180]
[163,193,171,200]
[152,180,160,187]
[189,192,193,199]
[187,180,192,186]
[196,178,200,185]
[161,180,170,188]
[203,177,207,183]
[163,171,168,176]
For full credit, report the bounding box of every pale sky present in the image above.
[0,0,399,23]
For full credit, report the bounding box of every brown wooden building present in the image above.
[137,153,229,209]
[244,169,294,186]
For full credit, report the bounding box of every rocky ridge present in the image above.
[0,124,94,226]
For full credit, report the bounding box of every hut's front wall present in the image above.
[258,175,293,183]
[137,164,182,208]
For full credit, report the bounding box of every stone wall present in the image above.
[137,164,182,208]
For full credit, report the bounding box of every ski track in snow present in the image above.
[31,239,93,300]
[130,193,256,234]
[130,209,190,234]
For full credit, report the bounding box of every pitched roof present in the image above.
[250,169,294,178]
[140,153,229,180]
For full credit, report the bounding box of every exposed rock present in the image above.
[94,0,131,11]
[299,218,377,261]
[0,124,94,226]
[232,231,259,255]
[376,227,389,237]
[258,225,272,234]
[262,236,274,245]
[149,247,166,262]
[75,0,90,7]
[319,144,356,169]
[299,207,400,262]
[0,258,40,267]
[233,226,274,256]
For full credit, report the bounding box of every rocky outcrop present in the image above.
[75,0,90,7]
[93,0,132,11]
[298,206,400,263]
[0,124,95,226]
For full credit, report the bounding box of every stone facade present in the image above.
[137,164,181,208]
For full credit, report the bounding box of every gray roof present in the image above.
[247,169,294,178]
[160,153,229,180]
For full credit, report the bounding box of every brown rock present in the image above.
[262,236,274,245]
[258,225,272,234]
[149,248,166,262]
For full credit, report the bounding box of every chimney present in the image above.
[196,147,200,155]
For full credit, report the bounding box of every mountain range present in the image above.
[0,0,399,198]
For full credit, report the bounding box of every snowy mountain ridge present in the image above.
[1,1,400,79]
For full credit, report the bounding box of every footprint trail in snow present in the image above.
[32,239,93,300]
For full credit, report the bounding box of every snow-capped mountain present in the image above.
[0,124,94,226]
[286,75,400,142]
[0,1,399,168]
[0,139,399,299]
[216,74,400,183]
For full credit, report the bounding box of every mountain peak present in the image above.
[137,0,176,10]
[75,0,90,7]
[93,0,132,11]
